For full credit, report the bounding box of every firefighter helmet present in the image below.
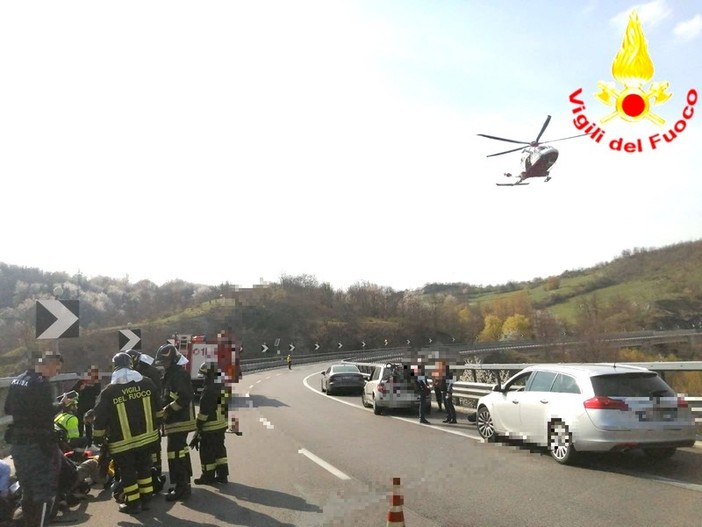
[155,343,178,365]
[125,349,141,365]
[112,352,133,371]
[198,361,218,378]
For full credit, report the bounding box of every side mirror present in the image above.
[321,371,326,376]
[491,384,503,392]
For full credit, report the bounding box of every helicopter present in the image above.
[478,115,585,186]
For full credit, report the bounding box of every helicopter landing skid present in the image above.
[496,182,529,186]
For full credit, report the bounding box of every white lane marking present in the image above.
[259,417,274,430]
[256,379,263,384]
[298,448,351,480]
[642,475,702,493]
[302,371,482,441]
[248,385,255,391]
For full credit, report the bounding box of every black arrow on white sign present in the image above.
[361,341,366,348]
[36,300,79,339]
[314,343,320,351]
[119,329,142,352]
[289,343,295,352]
[261,343,269,353]
[337,342,343,349]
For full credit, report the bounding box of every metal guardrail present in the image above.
[3,358,702,451]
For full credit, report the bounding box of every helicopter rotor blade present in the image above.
[477,134,530,145]
[541,133,588,144]
[486,145,526,157]
[534,115,551,143]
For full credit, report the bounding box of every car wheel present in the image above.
[373,396,382,415]
[476,406,495,442]
[321,381,326,393]
[643,447,677,460]
[548,420,577,465]
[326,386,333,396]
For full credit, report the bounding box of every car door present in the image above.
[518,370,558,441]
[365,366,380,401]
[323,366,331,390]
[490,371,533,434]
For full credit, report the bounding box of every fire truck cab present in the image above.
[174,331,241,394]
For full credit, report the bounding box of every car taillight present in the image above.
[377,382,386,394]
[584,396,629,411]
[677,397,689,408]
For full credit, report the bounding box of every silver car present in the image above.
[475,363,696,464]
[361,363,428,415]
[320,364,365,395]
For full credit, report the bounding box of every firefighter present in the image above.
[191,362,230,485]
[3,351,65,527]
[93,352,160,514]
[125,348,165,485]
[155,343,196,502]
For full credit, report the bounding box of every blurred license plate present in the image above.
[637,407,677,422]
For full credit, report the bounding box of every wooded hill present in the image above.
[1,239,701,376]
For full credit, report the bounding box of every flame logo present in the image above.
[595,10,671,125]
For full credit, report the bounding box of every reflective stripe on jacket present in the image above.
[93,377,160,454]
[197,384,229,433]
[162,364,197,435]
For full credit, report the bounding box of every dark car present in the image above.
[321,364,365,395]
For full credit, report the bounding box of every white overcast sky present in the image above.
[1,0,701,292]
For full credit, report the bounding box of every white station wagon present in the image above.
[475,363,696,464]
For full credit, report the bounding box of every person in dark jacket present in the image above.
[416,365,431,425]
[192,362,230,485]
[93,352,160,514]
[70,365,101,445]
[442,366,457,424]
[432,368,444,412]
[155,343,196,502]
[3,351,65,527]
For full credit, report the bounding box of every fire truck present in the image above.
[173,330,242,394]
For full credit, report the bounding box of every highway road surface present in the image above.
[48,361,702,526]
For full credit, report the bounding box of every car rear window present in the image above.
[590,372,675,397]
[382,366,414,384]
[333,365,361,373]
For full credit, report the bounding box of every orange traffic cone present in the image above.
[386,477,405,526]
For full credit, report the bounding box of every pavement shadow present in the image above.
[219,481,322,513]
[233,394,290,409]
[575,448,702,485]
[182,485,301,527]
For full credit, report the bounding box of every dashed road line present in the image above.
[298,448,351,480]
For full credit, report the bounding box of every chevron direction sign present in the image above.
[119,329,142,352]
[36,300,79,339]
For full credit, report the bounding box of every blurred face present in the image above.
[37,358,62,378]
[88,366,100,384]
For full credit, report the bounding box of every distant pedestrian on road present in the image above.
[287,354,292,370]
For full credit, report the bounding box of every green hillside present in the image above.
[1,240,701,376]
